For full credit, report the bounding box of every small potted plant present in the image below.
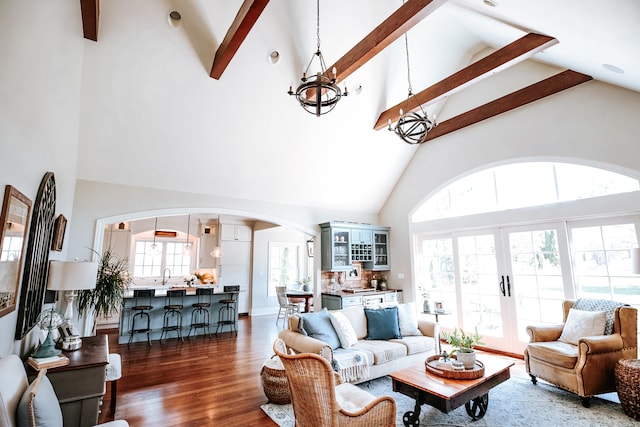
[441,327,484,369]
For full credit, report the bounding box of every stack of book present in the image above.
[28,355,70,370]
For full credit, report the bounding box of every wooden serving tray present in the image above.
[425,355,485,380]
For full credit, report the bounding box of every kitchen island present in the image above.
[117,286,238,344]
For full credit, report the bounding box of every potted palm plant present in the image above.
[76,249,131,334]
[441,327,484,369]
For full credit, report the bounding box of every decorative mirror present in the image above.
[0,185,32,318]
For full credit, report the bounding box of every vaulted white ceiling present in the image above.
[75,0,640,215]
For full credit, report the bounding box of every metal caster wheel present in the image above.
[465,393,489,420]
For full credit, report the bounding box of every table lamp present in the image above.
[47,260,98,349]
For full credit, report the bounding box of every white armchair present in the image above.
[0,354,128,427]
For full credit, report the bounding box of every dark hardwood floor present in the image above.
[98,314,281,426]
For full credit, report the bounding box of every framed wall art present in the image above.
[346,263,362,281]
[0,185,32,318]
[51,214,67,251]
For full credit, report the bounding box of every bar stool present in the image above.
[160,289,185,343]
[216,285,240,336]
[128,289,155,347]
[188,287,214,339]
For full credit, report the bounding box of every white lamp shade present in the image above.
[47,261,99,291]
[632,248,640,275]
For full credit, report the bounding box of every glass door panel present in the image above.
[416,238,457,329]
[457,234,504,346]
[507,227,569,353]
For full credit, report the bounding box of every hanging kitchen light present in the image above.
[287,0,347,116]
[388,3,437,144]
[149,217,161,257]
[182,214,192,256]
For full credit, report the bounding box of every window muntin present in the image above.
[268,242,301,297]
[412,162,639,222]
[133,240,192,279]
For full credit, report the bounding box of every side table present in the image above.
[28,334,109,427]
[422,310,451,353]
[615,358,640,420]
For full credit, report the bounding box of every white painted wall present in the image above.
[0,0,84,357]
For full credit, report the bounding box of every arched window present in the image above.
[412,162,639,223]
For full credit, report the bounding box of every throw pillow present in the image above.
[299,308,341,349]
[397,302,422,336]
[364,306,402,340]
[558,308,606,346]
[329,311,359,348]
[17,369,63,427]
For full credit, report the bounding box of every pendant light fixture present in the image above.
[288,0,348,116]
[209,215,223,258]
[182,214,192,256]
[149,217,161,257]
[388,2,437,144]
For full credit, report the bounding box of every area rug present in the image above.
[261,372,637,426]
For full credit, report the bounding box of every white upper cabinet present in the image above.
[221,224,252,241]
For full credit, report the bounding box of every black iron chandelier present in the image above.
[388,16,437,144]
[288,0,347,116]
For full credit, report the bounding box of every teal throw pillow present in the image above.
[299,308,341,349]
[365,306,402,340]
[17,369,63,427]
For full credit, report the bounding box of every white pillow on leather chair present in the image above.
[558,308,606,345]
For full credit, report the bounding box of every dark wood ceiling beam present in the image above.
[80,0,100,42]
[421,69,592,142]
[374,32,558,130]
[325,0,446,84]
[210,0,270,80]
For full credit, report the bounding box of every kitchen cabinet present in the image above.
[219,240,251,314]
[221,224,252,241]
[365,229,390,271]
[320,224,351,271]
[320,222,390,271]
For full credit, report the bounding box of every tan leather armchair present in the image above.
[524,299,637,407]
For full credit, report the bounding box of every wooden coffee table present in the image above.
[390,355,514,426]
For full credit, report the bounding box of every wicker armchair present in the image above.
[273,338,396,427]
[524,299,637,407]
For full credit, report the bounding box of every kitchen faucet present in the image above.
[162,268,171,285]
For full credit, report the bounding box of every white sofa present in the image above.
[0,354,128,427]
[278,304,439,384]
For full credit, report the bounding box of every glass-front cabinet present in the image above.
[320,223,391,272]
[320,224,352,271]
[366,229,390,271]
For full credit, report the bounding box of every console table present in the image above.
[28,334,109,427]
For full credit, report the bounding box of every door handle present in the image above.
[499,275,505,296]
[506,275,511,297]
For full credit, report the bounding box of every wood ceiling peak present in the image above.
[374,32,559,130]
[210,0,270,80]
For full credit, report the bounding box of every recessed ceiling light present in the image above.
[168,11,182,28]
[353,84,363,95]
[267,50,280,65]
[602,63,624,74]
[483,0,498,7]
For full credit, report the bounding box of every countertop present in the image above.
[321,288,401,297]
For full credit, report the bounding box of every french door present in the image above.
[416,223,572,354]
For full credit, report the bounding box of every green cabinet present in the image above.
[365,229,390,271]
[320,225,352,271]
[320,222,390,272]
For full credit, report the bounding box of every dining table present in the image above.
[286,290,314,313]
